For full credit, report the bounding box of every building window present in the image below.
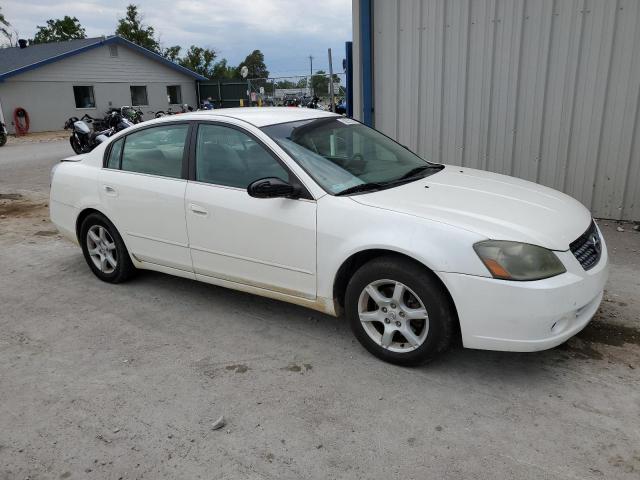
[73,86,96,109]
[167,85,182,104]
[109,44,118,57]
[130,86,148,106]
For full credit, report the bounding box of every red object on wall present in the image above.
[13,107,30,136]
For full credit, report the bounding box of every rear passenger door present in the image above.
[99,122,193,273]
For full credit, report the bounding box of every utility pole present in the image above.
[328,48,335,112]
[309,55,314,97]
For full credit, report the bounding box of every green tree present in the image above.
[311,70,328,96]
[179,45,217,79]
[311,70,340,96]
[238,49,269,79]
[32,16,86,44]
[275,80,296,89]
[115,4,159,52]
[211,58,237,79]
[163,45,181,62]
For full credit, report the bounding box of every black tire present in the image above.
[0,133,7,147]
[70,135,82,154]
[345,256,455,366]
[79,213,136,283]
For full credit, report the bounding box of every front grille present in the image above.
[570,221,602,270]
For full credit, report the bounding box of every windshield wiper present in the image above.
[335,164,444,196]
[396,164,444,181]
[335,182,385,196]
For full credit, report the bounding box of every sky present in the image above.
[1,0,353,78]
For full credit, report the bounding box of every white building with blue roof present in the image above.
[0,36,206,134]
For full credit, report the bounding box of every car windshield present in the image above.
[261,117,443,195]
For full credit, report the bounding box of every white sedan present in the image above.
[50,108,608,365]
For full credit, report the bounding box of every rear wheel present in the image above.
[0,133,7,147]
[345,256,455,366]
[80,213,136,283]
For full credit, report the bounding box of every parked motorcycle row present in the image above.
[64,104,194,154]
[280,94,347,114]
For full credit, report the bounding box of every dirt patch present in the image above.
[0,193,23,200]
[225,364,249,373]
[281,363,313,373]
[558,319,640,362]
[6,130,68,145]
[559,338,604,360]
[576,320,640,347]
[0,194,47,218]
[0,192,53,244]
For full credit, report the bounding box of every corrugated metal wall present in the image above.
[364,0,640,220]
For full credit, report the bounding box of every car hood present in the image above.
[351,166,591,251]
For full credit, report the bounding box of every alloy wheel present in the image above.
[357,279,429,353]
[86,225,117,274]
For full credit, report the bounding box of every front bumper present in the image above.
[439,239,609,352]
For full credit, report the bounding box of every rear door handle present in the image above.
[103,185,117,196]
[189,203,208,216]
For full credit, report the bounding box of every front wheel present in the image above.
[69,135,82,154]
[345,256,456,366]
[0,133,6,147]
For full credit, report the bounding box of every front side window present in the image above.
[262,118,443,195]
[120,124,188,179]
[167,85,182,104]
[195,124,289,189]
[73,86,95,108]
[130,85,148,106]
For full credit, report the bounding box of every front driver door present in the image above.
[185,122,317,299]
[99,123,192,272]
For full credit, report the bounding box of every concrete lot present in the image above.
[1,140,639,480]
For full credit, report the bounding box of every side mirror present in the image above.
[247,177,299,199]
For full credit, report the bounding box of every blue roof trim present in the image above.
[0,36,207,82]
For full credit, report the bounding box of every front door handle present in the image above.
[189,203,208,216]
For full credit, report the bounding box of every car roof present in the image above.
[187,107,340,127]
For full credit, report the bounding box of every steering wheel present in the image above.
[348,152,366,174]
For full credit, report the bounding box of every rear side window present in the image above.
[120,125,188,179]
[195,124,288,188]
[106,138,124,169]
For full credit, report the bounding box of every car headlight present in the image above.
[473,240,566,281]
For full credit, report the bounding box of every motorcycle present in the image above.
[120,105,144,124]
[64,111,133,154]
[151,104,194,118]
[306,96,321,110]
[64,115,109,154]
[0,121,7,147]
[105,109,135,132]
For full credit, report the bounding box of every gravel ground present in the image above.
[1,140,639,480]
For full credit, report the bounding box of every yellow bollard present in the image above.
[239,99,244,107]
